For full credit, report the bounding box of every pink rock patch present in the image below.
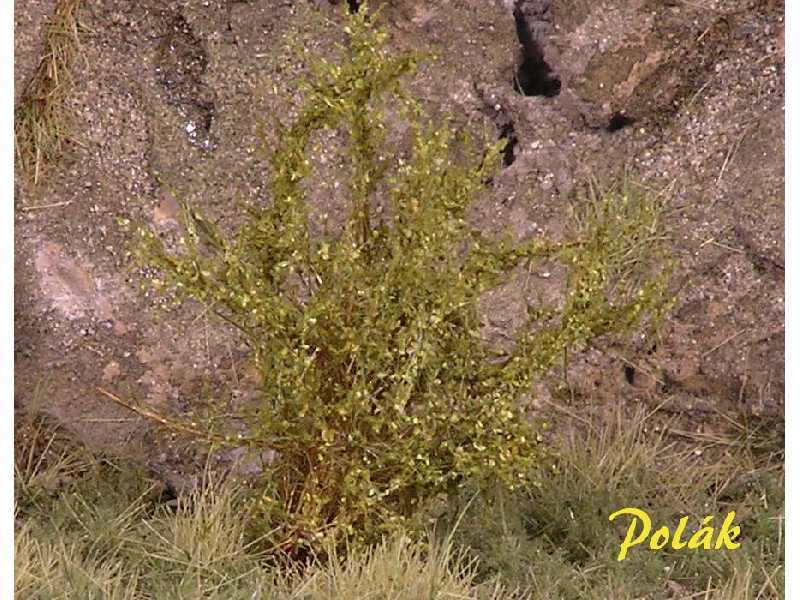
[34,241,114,320]
[102,361,121,382]
[153,194,180,227]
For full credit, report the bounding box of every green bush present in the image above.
[133,7,670,556]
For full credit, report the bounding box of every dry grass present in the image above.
[440,404,784,599]
[14,407,782,599]
[275,535,513,599]
[14,0,84,186]
[13,419,507,598]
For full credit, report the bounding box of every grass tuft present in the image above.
[14,408,782,598]
[15,0,84,186]
[277,534,514,599]
[438,405,784,599]
[13,417,505,598]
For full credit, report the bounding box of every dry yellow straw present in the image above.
[15,0,83,185]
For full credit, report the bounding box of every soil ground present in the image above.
[14,0,784,491]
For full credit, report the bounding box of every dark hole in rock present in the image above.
[512,8,561,97]
[475,97,517,184]
[156,13,217,150]
[499,121,518,167]
[624,365,635,384]
[607,111,635,132]
[152,479,180,512]
[347,0,360,13]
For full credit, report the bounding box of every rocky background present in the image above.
[15,0,784,490]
